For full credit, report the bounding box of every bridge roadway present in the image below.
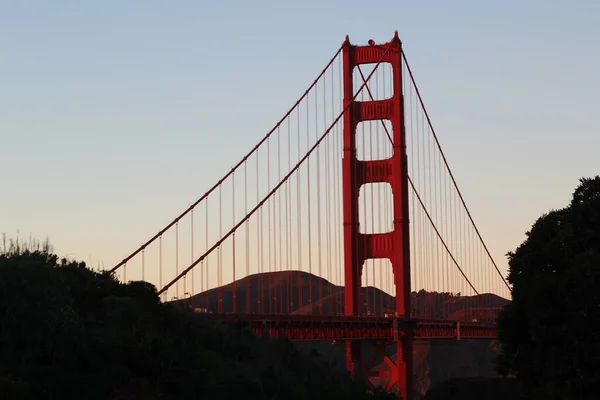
[193,313,497,341]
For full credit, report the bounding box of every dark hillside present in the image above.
[187,271,509,324]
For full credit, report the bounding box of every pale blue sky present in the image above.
[1,1,599,296]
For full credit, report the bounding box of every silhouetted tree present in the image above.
[0,239,399,399]
[497,176,600,399]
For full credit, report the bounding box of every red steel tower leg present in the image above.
[341,32,413,400]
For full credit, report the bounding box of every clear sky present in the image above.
[1,1,599,296]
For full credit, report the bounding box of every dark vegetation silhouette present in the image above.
[421,176,600,399]
[421,377,521,400]
[0,236,397,400]
[495,176,600,400]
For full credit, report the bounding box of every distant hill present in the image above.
[184,271,509,324]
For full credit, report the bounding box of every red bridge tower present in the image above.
[342,32,414,399]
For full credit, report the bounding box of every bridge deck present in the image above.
[194,313,497,341]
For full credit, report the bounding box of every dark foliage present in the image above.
[0,241,398,399]
[422,377,520,400]
[497,176,600,399]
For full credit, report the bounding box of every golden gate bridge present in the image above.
[109,32,512,399]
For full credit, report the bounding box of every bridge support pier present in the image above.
[345,340,362,376]
[342,32,413,399]
[365,340,411,394]
[345,333,413,399]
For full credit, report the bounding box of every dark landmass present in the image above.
[422,377,521,400]
[186,270,509,324]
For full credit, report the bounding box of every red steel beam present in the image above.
[192,312,497,341]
